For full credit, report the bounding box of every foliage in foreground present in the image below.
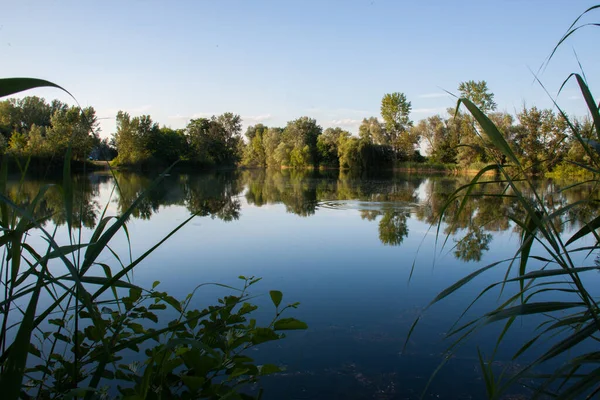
[409,5,600,399]
[0,78,306,399]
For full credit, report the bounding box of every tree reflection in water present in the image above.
[11,169,599,263]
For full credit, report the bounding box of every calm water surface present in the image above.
[15,169,600,399]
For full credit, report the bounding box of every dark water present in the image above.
[14,169,600,399]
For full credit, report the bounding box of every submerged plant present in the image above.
[0,78,306,399]
[408,5,600,399]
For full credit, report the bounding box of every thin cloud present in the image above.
[418,93,450,99]
[330,118,361,126]
[100,105,153,116]
[243,114,272,123]
[412,107,446,114]
[306,107,372,115]
[168,112,212,120]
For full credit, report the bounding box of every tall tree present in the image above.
[458,80,497,113]
[281,117,322,168]
[380,92,415,161]
[317,127,350,167]
[455,80,497,167]
[358,117,385,144]
[414,115,458,163]
[214,112,242,157]
[46,106,98,159]
[243,124,268,167]
[263,127,283,168]
[516,106,567,173]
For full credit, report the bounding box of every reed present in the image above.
[408,6,600,398]
[0,78,305,399]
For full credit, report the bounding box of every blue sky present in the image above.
[2,1,599,138]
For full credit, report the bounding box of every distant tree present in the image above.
[0,99,20,138]
[149,127,187,164]
[18,96,53,131]
[263,127,283,168]
[486,111,518,164]
[8,131,27,153]
[414,115,458,163]
[113,111,153,164]
[338,135,363,170]
[243,124,268,167]
[515,106,568,173]
[186,118,217,165]
[564,116,595,166]
[214,112,243,162]
[455,80,498,167]
[359,117,385,144]
[281,117,322,168]
[25,124,50,157]
[458,80,497,113]
[380,92,415,161]
[317,127,350,167]
[46,106,98,159]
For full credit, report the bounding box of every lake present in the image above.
[13,169,599,399]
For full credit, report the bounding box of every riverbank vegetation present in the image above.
[0,80,592,176]
[408,5,600,398]
[0,78,307,399]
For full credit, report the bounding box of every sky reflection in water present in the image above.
[15,169,600,399]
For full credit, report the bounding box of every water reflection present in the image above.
[10,169,600,263]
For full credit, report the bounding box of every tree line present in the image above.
[0,80,593,174]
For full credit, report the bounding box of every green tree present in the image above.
[214,112,243,162]
[243,124,268,167]
[338,135,363,170]
[515,106,568,173]
[46,105,98,159]
[149,127,188,164]
[263,127,283,168]
[358,117,385,144]
[317,127,350,167]
[380,92,415,161]
[113,111,153,164]
[185,113,243,165]
[281,117,322,168]
[185,118,214,164]
[454,80,498,168]
[457,80,497,113]
[414,115,458,163]
[25,124,50,157]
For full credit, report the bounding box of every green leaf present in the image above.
[231,367,250,377]
[486,302,584,323]
[180,375,205,392]
[53,332,72,343]
[457,97,521,166]
[127,323,145,334]
[252,328,280,345]
[0,272,44,399]
[269,290,283,308]
[260,364,283,375]
[0,77,72,98]
[566,214,600,246]
[273,318,308,331]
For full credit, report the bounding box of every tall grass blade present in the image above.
[0,77,72,98]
